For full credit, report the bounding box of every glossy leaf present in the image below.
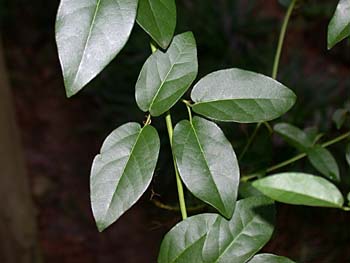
[191,69,296,123]
[158,213,218,263]
[274,123,312,151]
[248,254,295,263]
[253,173,344,208]
[346,142,350,167]
[90,123,160,231]
[136,32,198,116]
[173,116,239,218]
[158,196,275,263]
[307,145,340,182]
[328,0,350,49]
[202,196,275,263]
[56,0,138,97]
[136,0,176,49]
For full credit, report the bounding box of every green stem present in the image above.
[272,0,297,79]
[240,131,350,181]
[165,111,188,219]
[239,0,297,161]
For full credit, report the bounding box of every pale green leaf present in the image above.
[173,116,239,218]
[346,142,350,167]
[274,123,312,151]
[202,196,275,263]
[90,123,160,231]
[248,254,295,263]
[191,69,296,123]
[136,32,198,116]
[253,172,344,208]
[158,196,275,263]
[307,145,340,182]
[56,0,138,97]
[328,0,350,49]
[137,0,176,49]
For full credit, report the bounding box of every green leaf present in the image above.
[307,145,340,182]
[173,116,239,218]
[332,109,348,129]
[157,196,275,263]
[191,69,296,123]
[328,0,350,49]
[346,142,350,167]
[274,123,312,151]
[239,182,264,199]
[90,123,160,231]
[55,0,138,97]
[136,0,176,49]
[136,32,198,116]
[253,172,344,208]
[158,213,218,263]
[202,196,275,263]
[248,254,295,263]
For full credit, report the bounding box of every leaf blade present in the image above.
[328,0,350,49]
[253,172,344,208]
[56,0,138,97]
[307,145,340,182]
[274,123,313,151]
[191,69,296,123]
[136,0,176,49]
[90,123,160,231]
[173,116,240,218]
[248,254,295,263]
[136,32,198,116]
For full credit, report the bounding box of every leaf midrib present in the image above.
[71,0,102,89]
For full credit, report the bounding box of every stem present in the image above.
[165,112,188,219]
[239,123,261,161]
[272,0,297,79]
[240,131,350,181]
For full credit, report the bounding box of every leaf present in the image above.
[202,196,275,263]
[274,123,312,151]
[328,0,350,49]
[307,145,340,182]
[157,196,275,263]
[239,182,264,199]
[332,109,348,129]
[55,0,138,97]
[158,213,218,263]
[248,254,295,263]
[136,0,176,49]
[136,32,198,116]
[191,69,296,123]
[90,123,160,231]
[253,172,344,208]
[173,116,239,218]
[346,142,350,167]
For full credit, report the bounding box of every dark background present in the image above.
[1,0,350,262]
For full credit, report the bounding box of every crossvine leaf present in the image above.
[202,196,275,263]
[253,173,344,208]
[307,145,340,182]
[328,0,350,49]
[173,116,239,218]
[136,0,176,49]
[90,122,160,231]
[157,196,275,263]
[191,69,296,123]
[332,109,348,129]
[248,254,295,263]
[56,0,138,97]
[136,32,198,116]
[158,214,218,263]
[346,142,350,167]
[274,123,312,151]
